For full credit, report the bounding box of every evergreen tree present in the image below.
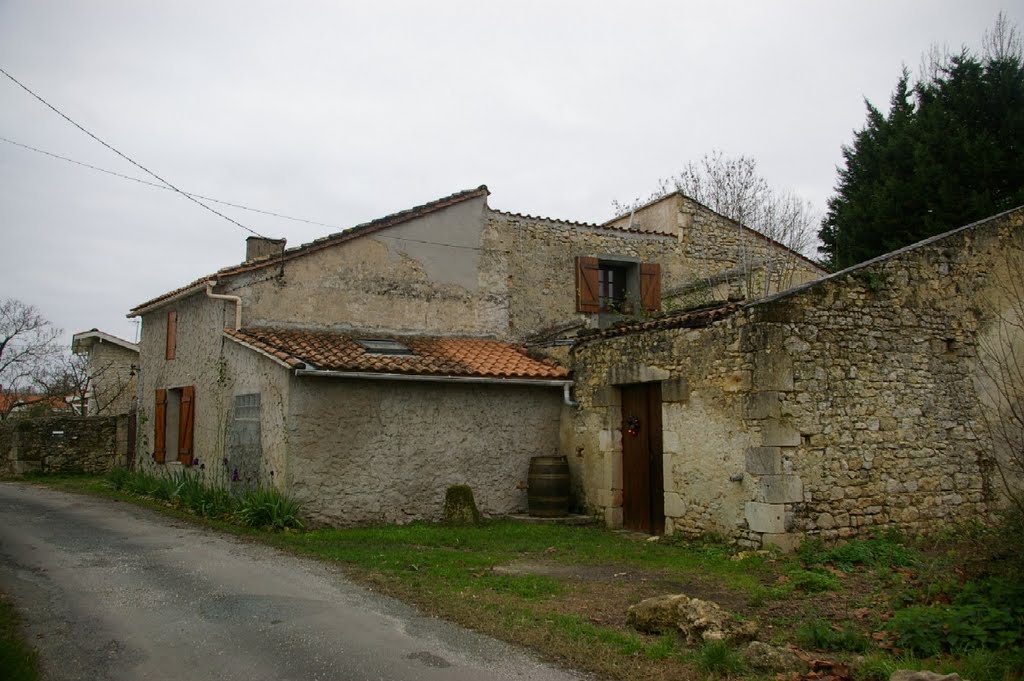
[819,21,1024,270]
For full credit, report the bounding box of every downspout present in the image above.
[563,382,579,408]
[206,282,242,330]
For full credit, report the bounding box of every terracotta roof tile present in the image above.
[225,328,569,381]
[491,209,676,237]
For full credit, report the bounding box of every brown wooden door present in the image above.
[621,383,664,534]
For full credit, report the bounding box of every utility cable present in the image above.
[0,135,341,231]
[1,134,493,252]
[0,66,266,237]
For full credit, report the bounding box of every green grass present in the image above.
[0,596,39,681]
[22,473,1024,681]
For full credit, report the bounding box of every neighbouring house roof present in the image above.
[224,327,570,381]
[603,191,827,273]
[71,329,139,354]
[0,392,72,414]
[128,185,492,317]
[489,209,677,237]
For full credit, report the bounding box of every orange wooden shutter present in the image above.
[576,256,600,313]
[640,263,661,312]
[153,389,167,463]
[178,386,195,464]
[165,310,177,360]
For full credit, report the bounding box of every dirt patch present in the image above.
[494,558,750,619]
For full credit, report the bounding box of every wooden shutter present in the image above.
[639,262,662,312]
[165,310,177,360]
[178,386,195,465]
[153,389,167,463]
[575,256,600,313]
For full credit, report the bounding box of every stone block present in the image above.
[604,451,623,490]
[598,429,621,453]
[663,491,685,517]
[757,475,804,504]
[609,364,670,386]
[744,392,780,420]
[761,532,804,553]
[605,507,623,528]
[752,349,794,391]
[591,386,620,408]
[745,447,782,475]
[662,430,680,453]
[760,420,801,447]
[745,502,786,533]
[661,377,690,403]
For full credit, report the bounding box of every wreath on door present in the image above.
[626,415,641,437]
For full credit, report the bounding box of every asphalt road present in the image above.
[0,483,586,681]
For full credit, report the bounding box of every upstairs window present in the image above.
[165,310,177,360]
[576,256,661,314]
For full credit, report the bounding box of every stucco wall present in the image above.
[226,196,510,337]
[572,209,1024,548]
[137,294,233,468]
[286,378,564,526]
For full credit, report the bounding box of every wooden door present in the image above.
[621,383,664,534]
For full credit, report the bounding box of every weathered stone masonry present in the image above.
[570,208,1024,547]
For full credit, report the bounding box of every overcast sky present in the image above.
[1,1,1019,346]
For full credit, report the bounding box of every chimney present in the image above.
[245,236,286,262]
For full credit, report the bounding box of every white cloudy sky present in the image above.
[1,1,1019,346]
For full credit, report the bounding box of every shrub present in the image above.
[695,640,745,675]
[798,530,915,573]
[234,486,304,530]
[795,617,870,652]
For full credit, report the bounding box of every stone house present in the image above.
[569,207,1024,548]
[128,185,821,526]
[71,329,139,416]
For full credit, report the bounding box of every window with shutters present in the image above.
[576,256,661,315]
[165,310,177,360]
[153,386,195,465]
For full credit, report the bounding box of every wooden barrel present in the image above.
[528,455,570,517]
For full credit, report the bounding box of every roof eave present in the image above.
[293,368,571,386]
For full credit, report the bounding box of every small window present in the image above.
[356,338,413,355]
[598,264,629,312]
[576,257,661,314]
[165,310,177,360]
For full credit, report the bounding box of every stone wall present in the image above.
[0,415,124,476]
[287,378,564,526]
[571,208,1024,548]
[606,193,824,305]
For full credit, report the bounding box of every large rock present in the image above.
[890,672,964,681]
[742,641,806,673]
[626,594,758,645]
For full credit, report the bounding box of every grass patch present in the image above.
[0,596,39,681]
[22,474,1024,681]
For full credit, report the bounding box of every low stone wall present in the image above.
[0,415,127,476]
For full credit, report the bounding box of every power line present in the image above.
[2,134,495,252]
[0,66,266,237]
[0,135,344,231]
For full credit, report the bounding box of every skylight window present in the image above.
[356,339,413,355]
